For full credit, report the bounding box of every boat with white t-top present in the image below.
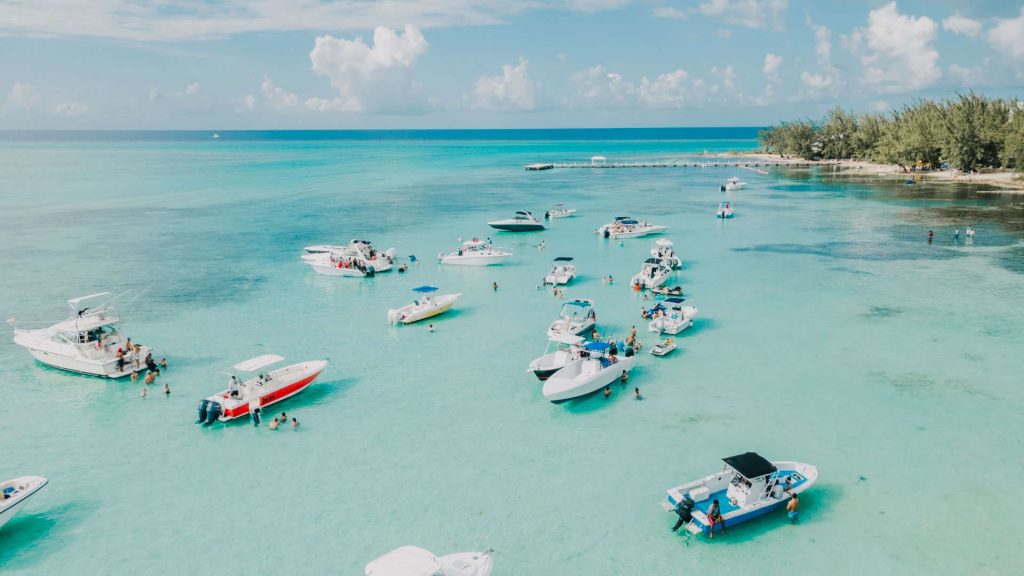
[438,238,512,266]
[526,333,584,381]
[488,210,545,232]
[546,299,596,338]
[542,341,635,403]
[721,177,746,191]
[545,204,576,219]
[388,286,461,325]
[716,202,734,219]
[651,238,682,269]
[303,239,395,276]
[365,546,493,576]
[664,452,818,537]
[648,297,698,334]
[543,257,576,285]
[13,293,153,378]
[631,258,672,289]
[597,216,668,239]
[195,354,327,424]
[1,476,48,532]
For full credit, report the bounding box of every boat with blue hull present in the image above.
[663,452,818,536]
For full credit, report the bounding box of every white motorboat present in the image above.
[716,202,734,219]
[651,238,682,269]
[0,476,48,532]
[527,333,584,381]
[648,297,698,335]
[721,176,746,191]
[542,257,576,285]
[650,338,677,356]
[13,293,153,378]
[438,238,512,266]
[488,210,546,232]
[546,299,596,338]
[388,286,461,325]
[365,546,493,576]
[542,341,636,402]
[597,216,669,239]
[631,258,672,289]
[303,239,395,275]
[664,452,818,537]
[196,354,327,424]
[545,204,576,219]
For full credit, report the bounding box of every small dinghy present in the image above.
[663,452,818,537]
[1,476,48,532]
[651,238,682,269]
[650,338,676,356]
[365,546,493,576]
[488,210,545,232]
[596,216,669,239]
[716,202,734,219]
[631,258,672,289]
[648,297,698,335]
[439,238,512,266]
[543,257,576,285]
[542,341,636,403]
[545,204,576,219]
[388,286,461,325]
[720,176,746,191]
[546,299,596,338]
[526,333,584,381]
[196,355,327,424]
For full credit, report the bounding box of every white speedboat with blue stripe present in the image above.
[663,452,818,536]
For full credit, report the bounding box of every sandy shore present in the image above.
[709,151,1024,193]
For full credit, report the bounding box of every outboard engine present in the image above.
[603,228,610,238]
[674,494,695,523]
[203,402,222,426]
[196,399,210,424]
[366,266,375,277]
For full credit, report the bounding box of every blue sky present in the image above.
[1,1,1022,129]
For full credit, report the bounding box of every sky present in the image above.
[0,0,1022,129]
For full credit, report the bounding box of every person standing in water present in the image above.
[634,387,642,400]
[604,386,612,398]
[786,492,799,524]
[954,226,960,241]
[927,230,934,243]
[492,282,498,291]
[251,407,261,427]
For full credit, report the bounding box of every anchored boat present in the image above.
[647,297,698,335]
[195,355,327,424]
[597,216,669,239]
[0,476,48,532]
[716,202,734,219]
[527,333,584,381]
[631,258,672,289]
[13,293,153,378]
[721,176,746,191]
[543,257,576,285]
[546,299,596,338]
[439,238,512,266]
[651,238,682,269]
[664,452,818,536]
[388,286,461,325]
[365,546,492,576]
[545,204,576,219]
[487,210,545,232]
[542,341,635,402]
[304,239,395,276]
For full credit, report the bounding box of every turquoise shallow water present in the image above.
[1,130,1023,575]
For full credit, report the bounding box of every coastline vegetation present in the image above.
[758,93,1024,173]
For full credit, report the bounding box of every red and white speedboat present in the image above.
[196,355,327,424]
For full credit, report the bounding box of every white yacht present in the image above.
[664,452,818,537]
[631,258,672,289]
[0,476,48,532]
[716,202,734,219]
[545,204,576,219]
[303,239,395,275]
[487,210,545,232]
[542,341,636,403]
[648,297,698,335]
[651,239,682,269]
[438,238,512,266]
[527,333,584,381]
[365,546,492,576]
[13,293,153,378]
[546,299,596,338]
[542,257,576,285]
[388,286,462,325]
[721,177,746,191]
[597,216,669,239]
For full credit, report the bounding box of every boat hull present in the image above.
[488,222,545,232]
[0,476,48,531]
[546,318,595,339]
[440,254,511,266]
[17,339,152,378]
[209,360,328,421]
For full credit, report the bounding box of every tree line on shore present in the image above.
[758,93,1024,173]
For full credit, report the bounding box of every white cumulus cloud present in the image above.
[851,2,941,93]
[697,0,788,30]
[572,65,708,109]
[53,101,88,116]
[942,13,981,37]
[308,25,429,113]
[798,21,839,94]
[261,76,299,110]
[6,82,41,109]
[471,58,538,111]
[987,8,1024,59]
[652,6,687,20]
[762,53,783,81]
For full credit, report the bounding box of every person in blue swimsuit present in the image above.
[787,492,799,524]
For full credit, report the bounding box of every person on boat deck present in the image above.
[624,346,634,358]
[708,499,726,538]
[786,493,799,524]
[229,376,240,397]
[591,328,600,340]
[255,374,265,387]
[608,340,618,356]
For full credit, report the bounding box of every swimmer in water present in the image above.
[428,324,435,333]
[604,386,612,399]
[634,387,641,399]
[620,370,629,384]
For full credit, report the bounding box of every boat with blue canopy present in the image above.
[542,340,636,402]
[388,286,462,325]
[546,298,596,338]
